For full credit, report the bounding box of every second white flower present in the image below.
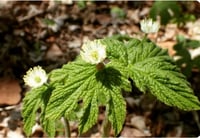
[140,18,160,34]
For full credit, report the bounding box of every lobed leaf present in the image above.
[79,87,98,134]
[40,87,56,137]
[46,61,97,120]
[47,56,128,135]
[107,87,126,135]
[101,39,131,91]
[101,38,128,65]
[22,86,47,135]
[41,119,55,137]
[127,39,200,110]
[95,66,126,135]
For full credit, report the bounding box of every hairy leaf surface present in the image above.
[46,60,97,120]
[127,39,200,110]
[47,56,127,135]
[22,86,47,135]
[107,87,126,135]
[79,86,98,134]
[96,66,126,135]
[40,87,56,137]
[101,38,128,65]
[101,39,131,91]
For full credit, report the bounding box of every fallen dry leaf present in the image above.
[7,128,24,138]
[157,41,176,56]
[120,126,151,137]
[96,14,111,26]
[45,44,63,60]
[0,78,21,105]
[131,115,147,131]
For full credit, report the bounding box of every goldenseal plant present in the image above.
[22,36,200,137]
[140,18,160,34]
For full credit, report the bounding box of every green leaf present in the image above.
[108,34,132,42]
[127,39,168,64]
[173,35,200,77]
[22,86,47,135]
[173,40,192,77]
[150,1,182,25]
[40,87,56,137]
[46,60,97,120]
[101,39,131,92]
[79,87,98,134]
[22,85,56,137]
[95,67,126,135]
[78,66,126,134]
[49,68,68,84]
[101,38,128,65]
[127,39,200,110]
[47,56,127,135]
[107,87,126,135]
[41,119,55,137]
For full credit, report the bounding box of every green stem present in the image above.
[142,33,148,42]
[62,117,70,138]
[102,112,111,137]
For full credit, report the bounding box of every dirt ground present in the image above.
[0,1,200,137]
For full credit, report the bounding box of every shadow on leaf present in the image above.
[96,67,122,89]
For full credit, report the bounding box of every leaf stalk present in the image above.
[62,117,71,138]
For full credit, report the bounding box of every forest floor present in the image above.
[0,1,200,137]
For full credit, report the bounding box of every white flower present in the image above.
[80,40,106,64]
[140,18,160,34]
[23,66,48,88]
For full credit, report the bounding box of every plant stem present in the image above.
[142,33,148,42]
[102,112,111,137]
[144,33,148,39]
[62,117,70,138]
[96,62,105,71]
